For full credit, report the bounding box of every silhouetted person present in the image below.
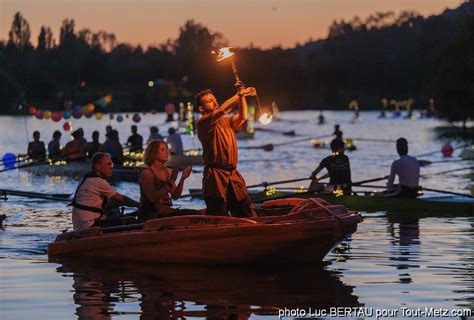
[63,130,87,161]
[333,124,343,139]
[127,125,143,152]
[318,111,325,125]
[48,130,62,159]
[86,131,101,159]
[147,126,164,144]
[166,127,183,155]
[28,131,46,161]
[100,130,124,165]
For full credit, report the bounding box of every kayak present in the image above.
[187,189,474,215]
[19,154,204,182]
[48,197,362,264]
[251,190,474,215]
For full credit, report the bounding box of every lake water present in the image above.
[0,111,473,319]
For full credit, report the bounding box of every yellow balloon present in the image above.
[95,112,103,120]
[86,103,95,113]
[43,110,52,120]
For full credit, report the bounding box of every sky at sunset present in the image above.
[0,0,463,49]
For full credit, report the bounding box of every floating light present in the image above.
[258,113,273,126]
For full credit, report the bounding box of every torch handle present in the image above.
[231,60,240,82]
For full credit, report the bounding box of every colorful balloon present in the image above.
[63,100,73,110]
[132,113,141,123]
[441,143,454,157]
[52,111,62,122]
[63,121,72,131]
[29,106,37,115]
[105,95,112,104]
[35,109,44,120]
[109,113,115,120]
[165,103,175,115]
[63,111,71,119]
[86,103,95,113]
[72,110,82,119]
[116,115,124,122]
[95,112,104,120]
[43,110,52,120]
[84,111,93,118]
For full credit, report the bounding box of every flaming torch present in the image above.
[213,47,272,125]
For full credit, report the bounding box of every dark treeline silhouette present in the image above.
[0,1,473,123]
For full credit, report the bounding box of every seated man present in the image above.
[62,129,87,161]
[99,130,124,165]
[47,130,62,160]
[85,131,101,159]
[71,152,141,231]
[310,138,352,194]
[126,125,143,152]
[385,138,420,198]
[27,131,46,161]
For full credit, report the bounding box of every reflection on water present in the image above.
[54,260,359,319]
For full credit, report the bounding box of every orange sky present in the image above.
[0,0,463,49]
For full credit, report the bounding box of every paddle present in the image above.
[418,158,470,167]
[247,177,312,189]
[423,166,474,177]
[352,176,389,186]
[0,188,72,202]
[353,184,473,198]
[254,127,296,136]
[352,138,396,143]
[415,143,470,158]
[239,134,333,152]
[0,159,51,174]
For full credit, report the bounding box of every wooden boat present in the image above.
[187,188,474,215]
[19,154,203,182]
[48,198,362,264]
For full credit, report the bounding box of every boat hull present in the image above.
[48,200,362,264]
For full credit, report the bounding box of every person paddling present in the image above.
[310,138,352,195]
[384,138,420,198]
[195,81,257,217]
[126,125,143,152]
[71,152,140,231]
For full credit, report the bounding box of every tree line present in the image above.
[0,1,473,123]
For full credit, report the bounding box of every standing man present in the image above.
[126,125,143,152]
[71,152,140,231]
[385,138,420,198]
[195,81,256,217]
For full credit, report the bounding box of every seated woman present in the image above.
[138,140,199,221]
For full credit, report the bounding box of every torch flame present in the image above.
[258,113,273,126]
[215,47,234,61]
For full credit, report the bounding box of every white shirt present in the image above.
[72,177,117,231]
[387,155,420,188]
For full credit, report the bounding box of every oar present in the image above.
[0,188,72,202]
[254,127,296,136]
[421,187,473,198]
[0,160,51,173]
[418,159,469,167]
[423,166,474,177]
[352,138,396,143]
[247,177,312,189]
[352,176,389,186]
[240,134,333,152]
[415,143,470,158]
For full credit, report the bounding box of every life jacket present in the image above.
[70,172,108,214]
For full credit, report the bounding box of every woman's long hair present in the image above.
[143,140,168,166]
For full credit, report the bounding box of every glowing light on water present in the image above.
[258,113,273,126]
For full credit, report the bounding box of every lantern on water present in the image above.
[95,112,104,120]
[117,115,124,122]
[132,113,141,123]
[35,109,44,120]
[43,110,52,120]
[63,121,72,131]
[29,106,37,115]
[63,111,71,119]
[52,111,62,122]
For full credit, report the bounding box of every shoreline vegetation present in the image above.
[0,1,473,124]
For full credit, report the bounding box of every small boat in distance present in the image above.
[48,198,362,264]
